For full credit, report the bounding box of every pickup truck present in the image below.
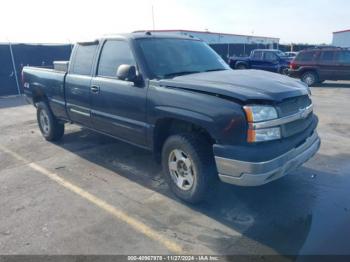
[229,49,292,75]
[22,33,320,203]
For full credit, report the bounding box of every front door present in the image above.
[262,51,279,72]
[337,50,350,80]
[318,50,340,80]
[250,50,265,70]
[90,39,148,146]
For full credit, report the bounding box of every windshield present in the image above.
[137,38,230,79]
[275,50,287,57]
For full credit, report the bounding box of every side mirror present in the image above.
[116,64,137,82]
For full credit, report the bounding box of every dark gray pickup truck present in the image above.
[22,32,320,203]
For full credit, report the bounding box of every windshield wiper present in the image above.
[162,71,201,78]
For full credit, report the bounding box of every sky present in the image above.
[0,0,349,44]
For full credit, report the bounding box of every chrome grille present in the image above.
[277,95,314,137]
[277,95,312,117]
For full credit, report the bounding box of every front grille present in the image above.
[282,113,314,137]
[277,95,313,137]
[277,95,312,117]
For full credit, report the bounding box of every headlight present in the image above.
[243,105,281,143]
[243,105,278,122]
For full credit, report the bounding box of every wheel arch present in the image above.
[152,116,216,162]
[235,61,249,69]
[31,86,49,106]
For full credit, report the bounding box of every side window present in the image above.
[97,40,136,78]
[339,51,350,64]
[264,52,277,60]
[296,51,317,62]
[252,51,263,60]
[320,51,335,62]
[71,43,98,75]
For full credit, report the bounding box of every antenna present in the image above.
[151,5,155,30]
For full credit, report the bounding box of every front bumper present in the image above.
[215,131,320,186]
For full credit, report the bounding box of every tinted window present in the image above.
[71,43,98,75]
[137,38,229,79]
[98,40,135,77]
[296,51,318,62]
[321,51,335,62]
[339,51,350,64]
[252,51,263,60]
[264,52,277,60]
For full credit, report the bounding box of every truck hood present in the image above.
[159,69,309,103]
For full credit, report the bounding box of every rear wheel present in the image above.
[161,133,216,204]
[301,71,318,86]
[37,102,64,141]
[236,64,247,70]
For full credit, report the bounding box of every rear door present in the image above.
[90,39,148,146]
[65,42,99,126]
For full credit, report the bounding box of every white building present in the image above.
[333,29,350,48]
[135,29,279,48]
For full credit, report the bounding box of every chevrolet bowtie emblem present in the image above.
[299,108,309,119]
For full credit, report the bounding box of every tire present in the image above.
[161,133,216,204]
[236,64,247,70]
[301,71,318,86]
[36,102,64,141]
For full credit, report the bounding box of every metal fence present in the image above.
[0,42,316,96]
[0,43,71,96]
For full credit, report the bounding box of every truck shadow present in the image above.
[56,127,349,256]
[315,81,350,88]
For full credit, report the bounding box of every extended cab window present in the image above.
[97,40,135,78]
[71,43,98,75]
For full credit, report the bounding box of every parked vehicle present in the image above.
[285,52,299,58]
[22,33,320,203]
[289,47,350,86]
[229,49,292,74]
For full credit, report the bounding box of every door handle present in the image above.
[91,85,100,94]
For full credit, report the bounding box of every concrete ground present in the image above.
[0,81,350,256]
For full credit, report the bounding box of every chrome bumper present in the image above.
[215,132,320,186]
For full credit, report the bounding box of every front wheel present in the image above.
[280,67,289,75]
[301,71,318,86]
[37,102,64,141]
[161,134,216,204]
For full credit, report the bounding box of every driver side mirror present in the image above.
[116,64,138,82]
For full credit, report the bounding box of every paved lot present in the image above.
[1,81,350,256]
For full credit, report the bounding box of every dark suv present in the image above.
[288,47,350,86]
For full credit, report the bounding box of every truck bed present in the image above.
[22,66,68,120]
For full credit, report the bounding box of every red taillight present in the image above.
[290,61,298,70]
